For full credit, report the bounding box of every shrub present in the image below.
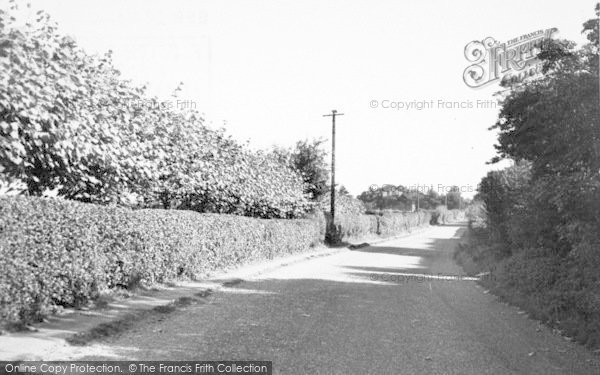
[0,196,322,324]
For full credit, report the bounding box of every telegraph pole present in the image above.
[323,110,344,223]
[416,191,420,211]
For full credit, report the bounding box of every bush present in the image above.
[0,196,322,324]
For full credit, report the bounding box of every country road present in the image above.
[82,224,599,374]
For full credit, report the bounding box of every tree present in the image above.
[275,138,330,201]
[357,184,414,211]
[0,4,312,218]
[485,3,600,251]
[337,185,350,197]
[422,188,443,209]
[446,186,463,210]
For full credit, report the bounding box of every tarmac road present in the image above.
[83,224,600,374]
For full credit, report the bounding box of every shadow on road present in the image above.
[71,224,599,375]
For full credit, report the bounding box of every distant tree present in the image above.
[357,184,414,211]
[422,188,443,209]
[446,186,462,210]
[337,185,350,197]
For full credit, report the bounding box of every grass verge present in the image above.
[454,226,600,350]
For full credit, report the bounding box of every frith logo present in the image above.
[463,28,558,88]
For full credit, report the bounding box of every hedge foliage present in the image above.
[0,196,322,323]
[331,210,432,241]
[377,211,432,237]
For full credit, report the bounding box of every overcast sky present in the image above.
[20,0,597,197]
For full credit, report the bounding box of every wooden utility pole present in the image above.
[323,110,344,223]
[416,191,420,211]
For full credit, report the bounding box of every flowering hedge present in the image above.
[0,196,322,324]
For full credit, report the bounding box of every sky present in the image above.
[15,0,598,197]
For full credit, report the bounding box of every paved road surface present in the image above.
[83,224,599,374]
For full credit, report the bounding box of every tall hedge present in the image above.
[0,196,322,323]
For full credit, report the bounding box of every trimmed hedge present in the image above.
[331,211,432,241]
[334,214,378,239]
[0,196,322,324]
[377,211,432,237]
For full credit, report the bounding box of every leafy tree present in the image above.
[485,3,600,251]
[422,188,443,209]
[337,185,350,197]
[274,138,330,201]
[445,186,463,210]
[357,185,414,211]
[0,4,312,218]
[582,3,600,46]
[0,5,153,203]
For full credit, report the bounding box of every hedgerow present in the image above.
[333,213,378,240]
[377,211,432,237]
[0,196,322,324]
[330,210,432,242]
